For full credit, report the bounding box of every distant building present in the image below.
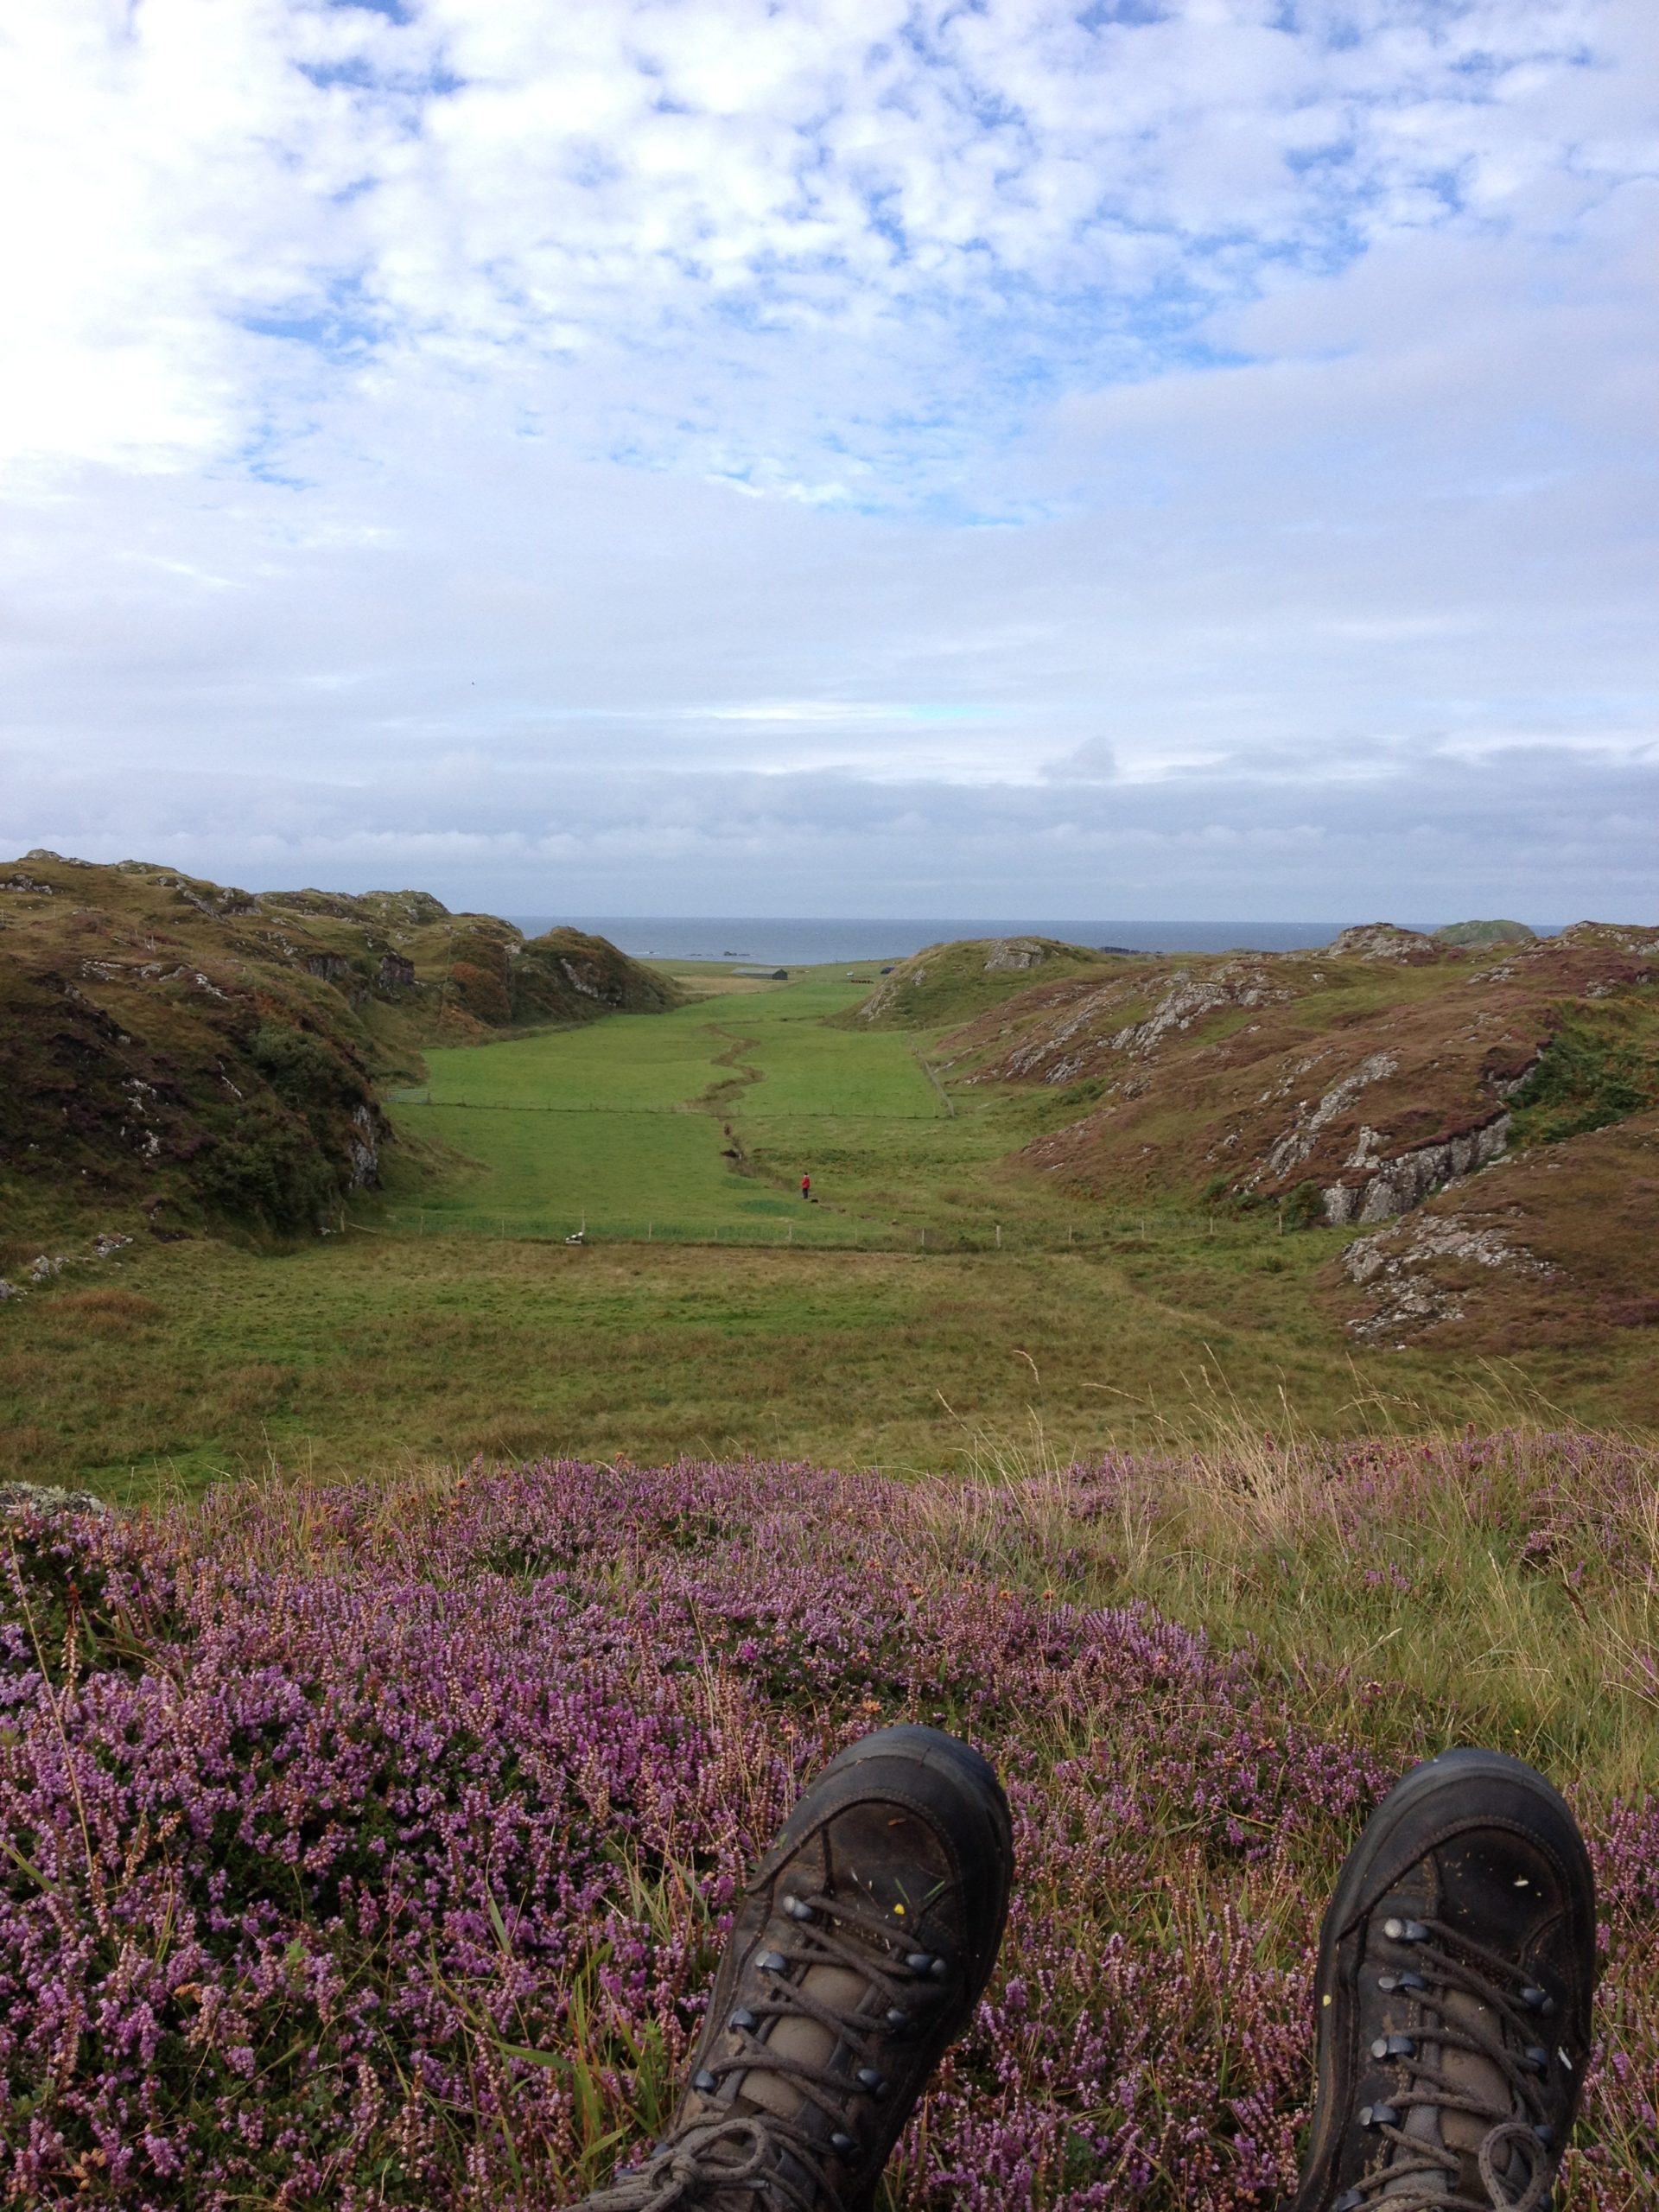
[734,965,788,980]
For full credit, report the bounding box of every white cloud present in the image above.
[0,0,1655,916]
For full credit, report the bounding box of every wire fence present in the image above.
[348,1206,1243,1253]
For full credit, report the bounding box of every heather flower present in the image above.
[0,1443,1649,2208]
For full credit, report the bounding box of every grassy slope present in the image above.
[7,1195,1658,1501]
[838,936,1110,1030]
[0,855,681,1239]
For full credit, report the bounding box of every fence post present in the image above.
[919,1226,925,1249]
[995,1223,1001,1249]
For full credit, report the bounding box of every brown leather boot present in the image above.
[575,1725,1013,2212]
[1287,1747,1597,2212]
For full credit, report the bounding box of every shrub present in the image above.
[1511,1017,1659,1145]
[196,1114,337,1230]
[1281,1180,1327,1231]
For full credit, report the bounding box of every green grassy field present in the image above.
[385,970,948,1239]
[385,968,1162,1244]
[5,962,1658,1497]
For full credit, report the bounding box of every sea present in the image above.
[507,916,1448,964]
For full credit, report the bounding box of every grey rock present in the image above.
[1322,1114,1511,1225]
[0,1481,111,1516]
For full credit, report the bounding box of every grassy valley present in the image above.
[3,867,1657,2210]
[3,872,1659,1491]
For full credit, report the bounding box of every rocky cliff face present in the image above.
[1320,1111,1513,1225]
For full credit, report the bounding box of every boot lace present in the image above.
[584,1885,947,2211]
[1347,1916,1561,2212]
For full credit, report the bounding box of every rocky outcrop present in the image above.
[1322,924,1453,964]
[346,1102,380,1187]
[1321,1113,1512,1225]
[0,1480,111,1516]
[1338,1213,1554,1340]
[1110,964,1288,1060]
[1260,1052,1402,1183]
[509,929,680,1023]
[983,938,1049,972]
[1328,1107,1659,1349]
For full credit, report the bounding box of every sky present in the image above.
[2,0,1656,923]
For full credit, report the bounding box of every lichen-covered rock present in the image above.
[1321,1112,1513,1224]
[1338,1212,1554,1338]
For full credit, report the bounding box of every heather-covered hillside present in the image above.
[843,936,1110,1030]
[928,924,1659,1219]
[0,855,677,1236]
[880,921,1659,1350]
[0,1438,1653,2208]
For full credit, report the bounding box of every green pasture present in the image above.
[13,1218,1659,1500]
[385,970,948,1238]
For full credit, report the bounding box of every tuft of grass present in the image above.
[915,1405,1659,1799]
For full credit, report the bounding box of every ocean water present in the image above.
[510,916,1420,964]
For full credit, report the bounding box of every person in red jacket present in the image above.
[801,1172,810,1201]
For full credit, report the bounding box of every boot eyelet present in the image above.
[1521,1985,1555,2014]
[783,1896,815,1922]
[1334,2193,1365,2212]
[757,1951,787,1974]
[855,2067,888,2095]
[830,2131,858,2155]
[1359,2104,1399,2128]
[1382,1918,1427,1943]
[730,2009,757,2032]
[904,1951,936,1974]
[692,2069,717,2093]
[1371,2035,1415,2059]
[1377,1969,1427,1993]
[1523,2045,1548,2074]
[885,2007,911,2031]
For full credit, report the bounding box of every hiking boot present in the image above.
[575,1723,1014,2211]
[1287,1746,1596,2212]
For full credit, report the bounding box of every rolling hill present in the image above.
[0,853,677,1239]
[854,919,1658,1352]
